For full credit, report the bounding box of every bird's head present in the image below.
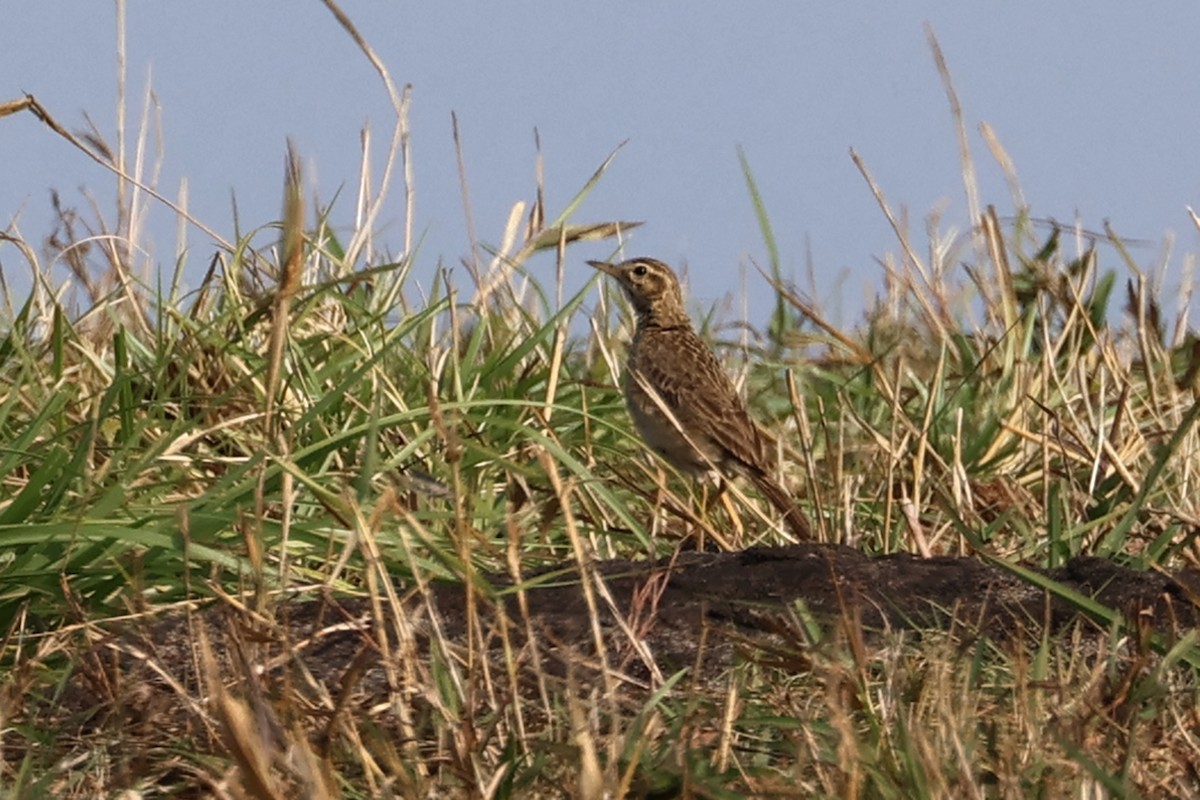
[587,257,687,322]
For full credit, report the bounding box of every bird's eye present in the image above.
[632,265,648,276]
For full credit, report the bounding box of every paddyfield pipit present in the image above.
[589,257,811,540]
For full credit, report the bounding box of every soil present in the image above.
[60,543,1200,728]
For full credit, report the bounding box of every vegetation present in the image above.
[1,10,1199,799]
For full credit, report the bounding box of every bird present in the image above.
[588,256,812,540]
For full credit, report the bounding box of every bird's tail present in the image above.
[750,472,813,540]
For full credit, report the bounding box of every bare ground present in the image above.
[54,543,1200,733]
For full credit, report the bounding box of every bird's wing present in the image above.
[631,328,770,470]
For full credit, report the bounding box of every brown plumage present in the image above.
[589,257,812,539]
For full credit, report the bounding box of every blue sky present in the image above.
[3,3,1199,324]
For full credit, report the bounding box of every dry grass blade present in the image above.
[468,135,638,309]
[925,23,981,239]
[528,220,644,253]
[8,93,231,249]
[263,140,303,434]
[321,0,412,266]
[198,628,286,800]
[0,95,34,119]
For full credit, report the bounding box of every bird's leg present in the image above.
[702,475,745,549]
[650,464,672,537]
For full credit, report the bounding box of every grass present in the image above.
[2,7,1200,798]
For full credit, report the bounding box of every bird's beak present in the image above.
[587,260,619,277]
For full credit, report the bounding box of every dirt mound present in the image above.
[61,544,1200,724]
